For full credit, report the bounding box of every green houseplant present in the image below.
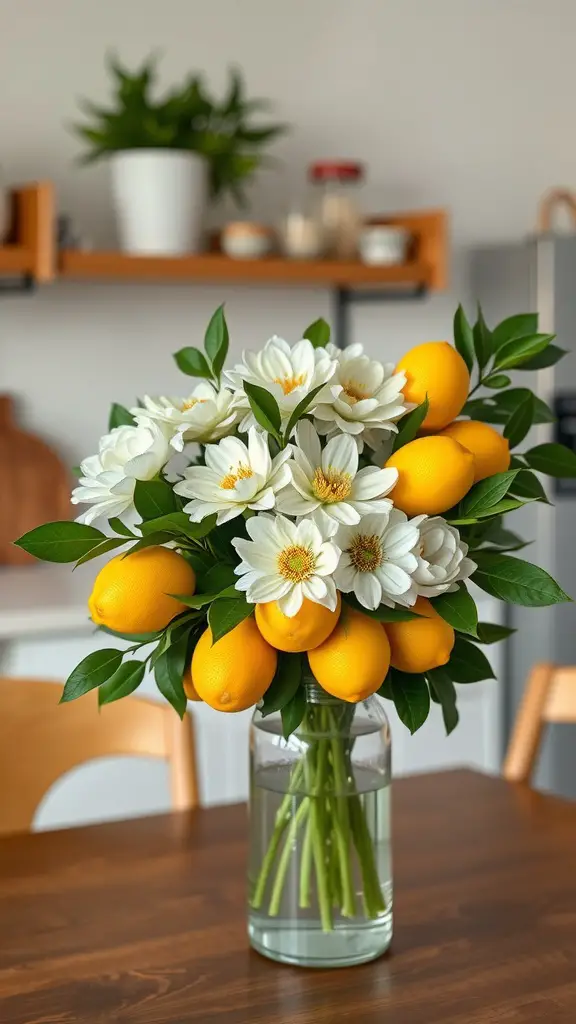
[73,55,287,255]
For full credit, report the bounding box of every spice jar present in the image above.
[309,161,364,260]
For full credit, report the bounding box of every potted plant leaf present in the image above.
[73,55,287,255]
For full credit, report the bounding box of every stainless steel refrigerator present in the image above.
[472,236,576,797]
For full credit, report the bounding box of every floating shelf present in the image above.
[0,182,55,289]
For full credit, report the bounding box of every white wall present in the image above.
[3,0,576,460]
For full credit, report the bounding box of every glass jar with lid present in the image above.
[309,161,364,260]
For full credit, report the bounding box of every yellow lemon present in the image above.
[88,546,195,634]
[191,618,277,712]
[440,419,510,482]
[386,597,455,673]
[396,341,470,430]
[255,595,342,653]
[385,435,474,516]
[183,667,202,702]
[307,606,391,702]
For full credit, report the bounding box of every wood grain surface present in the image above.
[1,770,576,1023]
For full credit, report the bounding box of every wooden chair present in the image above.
[504,664,576,783]
[0,678,199,835]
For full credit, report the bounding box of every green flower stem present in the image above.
[298,815,314,908]
[268,797,310,917]
[250,759,305,909]
[329,726,357,919]
[349,794,386,918]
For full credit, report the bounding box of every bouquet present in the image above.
[17,304,574,945]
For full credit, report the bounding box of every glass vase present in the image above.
[248,680,393,968]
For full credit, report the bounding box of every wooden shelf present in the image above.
[0,182,55,284]
[60,209,447,292]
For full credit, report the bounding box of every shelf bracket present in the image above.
[333,284,427,349]
[0,274,35,296]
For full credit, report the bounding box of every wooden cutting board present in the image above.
[0,394,71,565]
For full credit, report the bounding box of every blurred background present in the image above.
[1,0,575,829]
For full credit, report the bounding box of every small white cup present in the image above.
[359,225,410,266]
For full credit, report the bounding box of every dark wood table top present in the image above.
[1,770,576,1024]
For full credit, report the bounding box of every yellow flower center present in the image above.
[220,463,254,490]
[311,466,353,503]
[342,380,370,405]
[277,544,316,582]
[349,534,383,573]
[273,373,306,395]
[181,398,207,411]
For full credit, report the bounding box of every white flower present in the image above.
[71,421,171,526]
[133,382,239,452]
[225,335,339,432]
[314,342,410,451]
[276,420,398,531]
[232,512,340,617]
[334,510,421,610]
[411,516,477,597]
[174,427,292,525]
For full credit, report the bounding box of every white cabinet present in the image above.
[1,566,503,831]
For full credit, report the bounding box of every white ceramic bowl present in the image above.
[359,225,410,266]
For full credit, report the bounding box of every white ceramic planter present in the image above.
[110,150,206,255]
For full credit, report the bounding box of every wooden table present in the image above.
[1,770,576,1023]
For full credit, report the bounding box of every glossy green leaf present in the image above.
[98,660,146,705]
[61,649,123,703]
[108,402,136,430]
[494,334,554,372]
[14,521,106,563]
[140,511,216,538]
[503,393,534,448]
[154,634,188,718]
[389,669,430,734]
[448,636,495,683]
[432,585,478,636]
[244,381,282,438]
[281,686,306,740]
[453,304,474,372]
[283,383,326,443]
[133,479,177,520]
[108,517,136,537]
[519,344,567,370]
[483,373,511,389]
[204,304,229,379]
[208,594,253,642]
[462,390,554,426]
[473,307,493,370]
[122,531,177,555]
[173,587,235,609]
[260,654,302,716]
[492,313,538,350]
[173,346,213,379]
[392,397,429,452]
[459,471,519,517]
[476,621,516,644]
[508,469,550,504]
[427,668,459,735]
[303,318,330,349]
[524,443,576,478]
[473,553,571,606]
[74,536,128,567]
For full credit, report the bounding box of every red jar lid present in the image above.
[309,161,364,183]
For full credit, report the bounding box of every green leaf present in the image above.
[140,511,216,539]
[519,344,567,370]
[108,517,135,537]
[61,649,123,703]
[392,397,429,452]
[503,393,534,448]
[133,479,177,520]
[98,625,162,643]
[203,563,238,592]
[473,497,530,518]
[282,383,326,443]
[473,307,493,370]
[122,531,176,555]
[344,596,420,622]
[74,536,128,567]
[243,381,282,438]
[453,304,475,373]
[459,470,519,517]
[462,390,554,426]
[483,373,511,389]
[204,304,229,379]
[281,686,306,740]
[508,469,550,504]
[108,402,135,430]
[98,660,146,705]
[260,654,302,716]
[427,668,459,735]
[448,636,495,683]
[492,313,538,350]
[476,622,516,644]
[524,443,576,478]
[432,585,478,636]
[208,594,253,642]
[154,634,188,718]
[494,334,554,372]
[477,523,527,552]
[474,552,571,606]
[173,346,213,379]
[389,669,430,733]
[14,521,106,563]
[174,588,235,609]
[377,674,393,700]
[303,318,330,349]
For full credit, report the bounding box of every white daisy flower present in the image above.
[232,512,341,617]
[276,420,398,531]
[133,382,239,452]
[411,516,477,597]
[314,342,410,451]
[334,510,421,610]
[225,335,339,433]
[71,421,171,526]
[174,427,292,525]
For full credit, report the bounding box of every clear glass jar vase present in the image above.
[248,681,392,968]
